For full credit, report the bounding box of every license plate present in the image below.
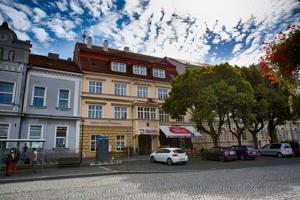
[180,158,185,161]
[229,151,235,155]
[252,152,256,155]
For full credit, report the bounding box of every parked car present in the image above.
[150,148,188,165]
[285,141,300,156]
[203,147,237,162]
[259,143,294,158]
[231,145,258,160]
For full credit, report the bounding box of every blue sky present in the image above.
[0,0,299,66]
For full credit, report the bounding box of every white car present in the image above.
[150,148,188,165]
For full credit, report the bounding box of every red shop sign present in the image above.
[169,127,191,134]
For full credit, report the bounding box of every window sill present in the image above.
[56,107,71,111]
[30,105,47,109]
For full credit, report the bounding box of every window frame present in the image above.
[136,85,149,98]
[137,107,156,120]
[0,123,10,148]
[111,61,126,73]
[88,104,102,119]
[159,109,169,122]
[0,81,15,105]
[114,106,127,119]
[152,68,166,78]
[27,124,43,148]
[133,65,147,76]
[116,135,126,151]
[88,81,103,94]
[114,83,127,96]
[157,87,168,100]
[31,85,47,107]
[54,126,69,148]
[57,89,71,109]
[90,135,96,152]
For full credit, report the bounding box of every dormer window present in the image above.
[111,61,126,72]
[153,68,165,78]
[133,65,147,76]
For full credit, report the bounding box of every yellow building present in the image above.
[74,41,200,158]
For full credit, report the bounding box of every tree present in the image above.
[240,66,270,148]
[259,24,300,87]
[163,63,254,147]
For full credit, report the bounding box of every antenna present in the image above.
[81,31,87,44]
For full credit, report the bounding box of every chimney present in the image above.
[87,36,92,48]
[124,46,129,52]
[48,53,59,60]
[103,40,108,51]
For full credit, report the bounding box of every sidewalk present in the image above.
[0,155,150,184]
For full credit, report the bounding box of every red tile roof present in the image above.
[29,54,81,73]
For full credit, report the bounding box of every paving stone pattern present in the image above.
[0,164,299,200]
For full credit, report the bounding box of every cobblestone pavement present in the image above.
[0,164,299,200]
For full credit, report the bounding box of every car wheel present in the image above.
[251,157,256,160]
[150,156,155,163]
[167,158,173,166]
[240,155,245,160]
[182,162,187,165]
[277,153,283,158]
[219,156,225,162]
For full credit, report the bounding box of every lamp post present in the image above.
[80,118,85,163]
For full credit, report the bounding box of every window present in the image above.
[114,83,127,96]
[114,106,127,119]
[89,81,103,94]
[32,86,45,107]
[175,115,185,122]
[242,132,247,140]
[116,135,125,151]
[133,65,147,75]
[88,105,102,118]
[153,68,165,78]
[157,88,168,100]
[159,109,169,122]
[137,107,156,120]
[29,125,42,148]
[137,86,148,98]
[0,82,14,104]
[0,124,9,139]
[58,89,70,109]
[55,126,67,148]
[90,135,96,152]
[111,62,126,72]
[270,144,281,149]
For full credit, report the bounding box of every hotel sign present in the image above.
[137,128,159,135]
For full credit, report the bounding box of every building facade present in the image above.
[20,53,82,158]
[74,41,201,158]
[0,22,31,149]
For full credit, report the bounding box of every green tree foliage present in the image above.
[163,63,254,147]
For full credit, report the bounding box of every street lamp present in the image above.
[80,118,85,163]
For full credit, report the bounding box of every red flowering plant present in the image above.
[259,24,300,88]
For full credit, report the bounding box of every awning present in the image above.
[159,126,202,138]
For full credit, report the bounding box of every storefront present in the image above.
[136,128,159,154]
[159,126,202,149]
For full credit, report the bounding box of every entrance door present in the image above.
[138,135,152,154]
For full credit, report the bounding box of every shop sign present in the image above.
[169,127,191,134]
[138,128,159,135]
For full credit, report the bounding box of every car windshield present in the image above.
[246,146,256,151]
[173,149,185,153]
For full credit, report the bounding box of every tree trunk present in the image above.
[268,120,278,143]
[212,135,219,147]
[251,133,259,148]
[237,135,242,146]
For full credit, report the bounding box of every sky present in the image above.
[0,0,299,66]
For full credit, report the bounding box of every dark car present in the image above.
[231,145,258,160]
[203,147,237,162]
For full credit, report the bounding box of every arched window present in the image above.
[8,49,15,61]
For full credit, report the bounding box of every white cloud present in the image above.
[0,4,31,31]
[81,0,116,18]
[32,27,50,42]
[232,43,243,55]
[70,0,84,15]
[56,0,68,12]
[47,18,76,41]
[33,7,47,22]
[14,30,30,41]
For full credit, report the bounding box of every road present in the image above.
[0,162,299,200]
